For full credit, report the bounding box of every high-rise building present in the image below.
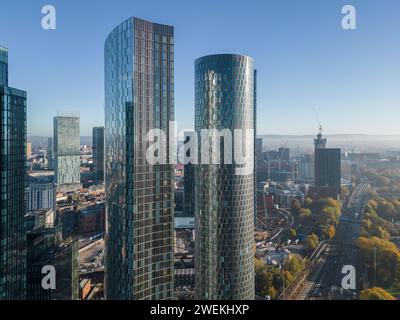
[314,126,327,149]
[194,54,255,300]
[53,113,81,191]
[313,129,341,198]
[52,239,80,300]
[92,126,104,182]
[0,46,7,86]
[183,132,195,217]
[255,138,263,164]
[47,137,53,169]
[26,141,32,159]
[298,154,315,182]
[315,148,341,197]
[0,46,27,300]
[26,172,56,213]
[104,17,175,300]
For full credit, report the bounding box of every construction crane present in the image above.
[263,144,271,180]
[312,107,324,136]
[278,140,289,171]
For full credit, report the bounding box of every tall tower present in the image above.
[104,18,175,300]
[314,126,327,149]
[195,54,255,300]
[92,127,104,182]
[0,46,27,299]
[53,112,81,192]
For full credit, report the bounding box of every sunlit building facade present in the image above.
[104,17,174,300]
[92,126,104,182]
[53,114,80,190]
[194,54,255,300]
[0,46,27,300]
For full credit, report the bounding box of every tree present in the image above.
[290,199,301,216]
[356,237,400,288]
[304,198,313,209]
[360,287,395,300]
[255,258,283,298]
[267,286,276,299]
[305,233,319,252]
[299,208,312,221]
[340,186,350,198]
[319,206,340,226]
[322,224,336,240]
[289,228,297,239]
[284,254,305,277]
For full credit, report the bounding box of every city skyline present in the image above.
[2,0,400,306]
[1,0,399,136]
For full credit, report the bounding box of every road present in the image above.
[79,239,105,274]
[295,184,370,300]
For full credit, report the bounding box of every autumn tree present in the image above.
[360,287,395,300]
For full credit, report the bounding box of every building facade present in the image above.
[104,17,175,300]
[298,154,315,182]
[26,172,56,212]
[315,148,341,197]
[52,239,80,300]
[53,114,81,190]
[92,126,105,182]
[194,54,255,300]
[0,46,27,300]
[183,132,195,217]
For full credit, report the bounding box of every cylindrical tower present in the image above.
[194,54,255,300]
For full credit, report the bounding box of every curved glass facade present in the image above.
[194,54,255,300]
[104,17,174,300]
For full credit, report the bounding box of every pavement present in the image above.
[79,239,105,273]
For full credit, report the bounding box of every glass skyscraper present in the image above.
[104,17,174,300]
[194,54,255,300]
[0,46,27,300]
[92,126,104,182]
[183,132,195,217]
[53,114,81,190]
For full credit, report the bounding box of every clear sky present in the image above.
[1,0,399,136]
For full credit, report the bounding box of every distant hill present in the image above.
[28,133,400,154]
[257,134,400,154]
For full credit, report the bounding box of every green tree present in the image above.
[284,254,305,277]
[289,228,297,239]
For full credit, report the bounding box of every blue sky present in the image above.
[0,0,399,136]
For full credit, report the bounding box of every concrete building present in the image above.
[26,171,56,213]
[53,112,81,192]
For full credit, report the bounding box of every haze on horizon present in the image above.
[1,0,399,136]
